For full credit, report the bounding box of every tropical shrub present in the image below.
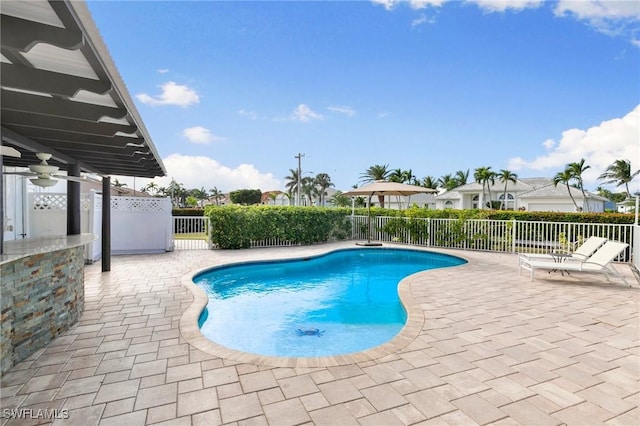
[206,206,352,249]
[229,189,262,205]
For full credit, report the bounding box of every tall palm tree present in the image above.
[553,168,580,211]
[143,181,158,196]
[112,178,127,188]
[474,166,497,209]
[455,169,469,186]
[167,179,183,207]
[301,176,315,206]
[568,158,590,212]
[190,187,209,207]
[388,168,404,183]
[402,169,418,185]
[498,169,518,210]
[284,168,301,204]
[421,176,437,190]
[314,173,334,206]
[209,186,224,206]
[359,164,390,208]
[598,159,639,199]
[437,174,457,191]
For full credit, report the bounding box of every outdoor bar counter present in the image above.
[0,233,97,374]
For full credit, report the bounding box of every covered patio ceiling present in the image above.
[0,0,165,178]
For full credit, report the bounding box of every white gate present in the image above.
[172,216,210,250]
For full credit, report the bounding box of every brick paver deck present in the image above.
[1,242,638,425]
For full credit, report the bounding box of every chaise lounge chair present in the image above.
[518,236,608,267]
[519,240,630,286]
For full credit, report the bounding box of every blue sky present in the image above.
[87,0,640,194]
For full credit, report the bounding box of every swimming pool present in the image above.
[193,248,466,357]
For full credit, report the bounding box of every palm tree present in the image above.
[437,174,458,191]
[568,158,590,212]
[359,164,390,208]
[455,169,469,186]
[388,168,404,183]
[598,159,639,199]
[498,169,518,210]
[329,190,351,207]
[209,186,224,206]
[300,176,315,206]
[112,178,127,188]
[314,173,334,206]
[284,169,301,204]
[167,179,183,207]
[189,187,209,207]
[421,176,437,190]
[474,166,497,209]
[553,168,580,211]
[143,182,158,196]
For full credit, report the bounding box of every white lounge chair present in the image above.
[518,236,608,267]
[519,241,630,286]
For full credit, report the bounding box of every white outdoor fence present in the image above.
[27,192,172,260]
[111,197,173,254]
[172,216,210,250]
[177,213,638,270]
[354,215,634,262]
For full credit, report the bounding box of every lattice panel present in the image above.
[31,193,92,211]
[111,197,170,213]
[32,194,66,210]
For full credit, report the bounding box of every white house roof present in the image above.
[436,190,461,200]
[453,177,551,193]
[519,183,608,201]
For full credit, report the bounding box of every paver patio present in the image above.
[1,242,638,425]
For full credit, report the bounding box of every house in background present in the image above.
[517,183,607,212]
[433,177,608,212]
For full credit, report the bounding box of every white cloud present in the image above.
[289,104,324,122]
[142,154,281,193]
[409,0,447,8]
[136,81,200,107]
[542,139,555,150]
[157,69,169,74]
[412,13,433,27]
[327,105,356,117]
[508,105,640,187]
[238,109,258,120]
[181,126,222,144]
[377,111,390,119]
[467,0,544,13]
[554,0,640,42]
[371,0,400,11]
[372,0,445,10]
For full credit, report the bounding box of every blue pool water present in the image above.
[194,248,466,357]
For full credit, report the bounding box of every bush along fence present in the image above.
[202,206,636,263]
[206,206,352,249]
[366,215,634,262]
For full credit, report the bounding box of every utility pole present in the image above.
[295,153,304,206]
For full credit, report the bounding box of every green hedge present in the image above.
[172,208,205,216]
[352,207,635,224]
[206,206,352,249]
[201,205,635,249]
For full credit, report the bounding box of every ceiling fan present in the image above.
[2,152,89,187]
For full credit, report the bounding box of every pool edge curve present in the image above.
[179,243,469,368]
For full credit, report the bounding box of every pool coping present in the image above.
[179,243,470,368]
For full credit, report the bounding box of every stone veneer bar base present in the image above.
[0,246,85,375]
